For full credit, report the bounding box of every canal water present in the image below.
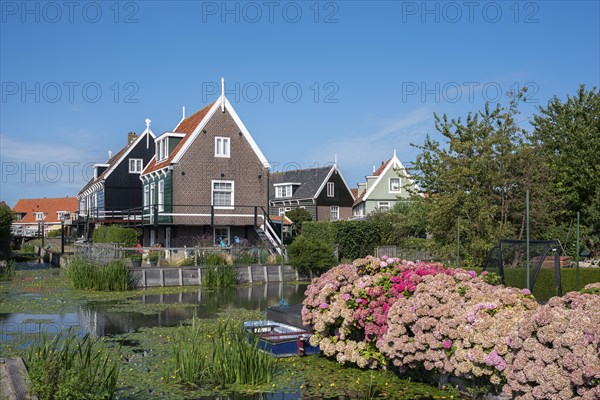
[0,261,308,341]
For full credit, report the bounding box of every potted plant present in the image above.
[130,253,142,268]
[148,250,160,267]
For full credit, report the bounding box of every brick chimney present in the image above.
[128,132,138,144]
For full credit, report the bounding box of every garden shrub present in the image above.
[47,229,62,238]
[288,236,337,275]
[92,225,139,247]
[301,221,334,245]
[503,284,600,400]
[303,255,599,398]
[381,273,538,387]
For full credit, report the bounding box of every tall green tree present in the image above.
[411,91,553,265]
[0,201,14,260]
[531,85,600,254]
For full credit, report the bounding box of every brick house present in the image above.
[139,91,278,248]
[269,164,355,221]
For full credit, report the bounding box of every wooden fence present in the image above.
[375,246,436,261]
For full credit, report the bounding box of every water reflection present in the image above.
[1,283,308,339]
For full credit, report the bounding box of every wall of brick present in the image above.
[172,108,269,226]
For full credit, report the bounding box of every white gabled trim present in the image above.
[171,95,270,168]
[100,126,156,183]
[359,154,421,203]
[313,165,355,200]
[224,97,270,168]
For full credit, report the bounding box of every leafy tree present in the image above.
[531,85,600,254]
[285,207,313,236]
[0,202,14,260]
[288,236,337,275]
[411,91,554,265]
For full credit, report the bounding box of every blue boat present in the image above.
[244,320,321,358]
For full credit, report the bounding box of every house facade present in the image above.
[139,93,276,248]
[77,123,156,235]
[11,197,78,237]
[352,151,417,218]
[269,165,355,221]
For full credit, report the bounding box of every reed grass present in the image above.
[0,260,14,281]
[66,256,136,291]
[172,318,275,388]
[25,330,119,400]
[202,264,238,288]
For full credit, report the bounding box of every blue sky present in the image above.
[1,0,598,206]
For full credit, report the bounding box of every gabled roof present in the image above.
[350,188,359,199]
[270,164,354,201]
[12,197,78,224]
[142,94,270,176]
[353,152,417,207]
[142,102,215,175]
[78,125,155,196]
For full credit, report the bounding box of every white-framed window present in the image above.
[34,212,46,221]
[212,180,234,208]
[150,183,155,205]
[129,158,143,173]
[330,206,339,221]
[15,214,23,221]
[389,178,401,193]
[275,185,292,198]
[214,226,230,246]
[144,185,149,207]
[215,137,230,158]
[327,182,335,197]
[378,201,390,212]
[278,207,292,216]
[158,180,165,212]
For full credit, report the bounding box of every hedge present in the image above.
[301,220,382,261]
[503,267,600,300]
[92,225,139,247]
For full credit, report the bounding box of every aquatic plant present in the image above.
[202,264,238,288]
[25,330,119,400]
[66,256,135,291]
[0,259,15,280]
[172,318,275,388]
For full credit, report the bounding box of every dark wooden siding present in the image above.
[105,136,155,211]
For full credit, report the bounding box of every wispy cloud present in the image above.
[0,134,96,164]
[303,107,433,185]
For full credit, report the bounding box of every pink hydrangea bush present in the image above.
[302,256,451,368]
[502,285,600,400]
[379,272,538,388]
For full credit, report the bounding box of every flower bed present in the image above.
[302,257,600,398]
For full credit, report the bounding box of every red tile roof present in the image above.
[372,158,391,176]
[352,157,393,207]
[350,188,359,199]
[143,102,215,175]
[12,197,78,224]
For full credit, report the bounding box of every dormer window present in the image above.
[156,138,169,162]
[275,185,292,198]
[215,137,230,158]
[34,212,47,221]
[129,158,143,173]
